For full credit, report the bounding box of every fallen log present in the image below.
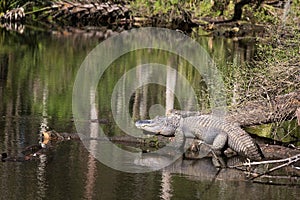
[34,1,130,25]
[1,129,299,162]
[227,90,300,126]
[168,90,300,127]
[40,130,170,147]
[1,1,131,25]
[0,129,171,162]
[1,129,300,184]
[165,157,300,185]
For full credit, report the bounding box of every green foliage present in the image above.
[293,4,300,17]
[130,0,180,17]
[131,0,209,19]
[0,0,20,13]
[197,0,214,17]
[0,28,98,120]
[245,120,300,145]
[252,5,279,24]
[0,0,52,13]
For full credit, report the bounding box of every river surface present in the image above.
[0,26,299,200]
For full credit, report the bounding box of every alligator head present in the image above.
[135,115,180,136]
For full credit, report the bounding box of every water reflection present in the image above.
[84,154,97,200]
[0,27,298,200]
[160,171,173,200]
[160,57,177,200]
[84,88,98,200]
[36,154,47,199]
[36,83,48,200]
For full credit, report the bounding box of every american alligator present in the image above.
[135,114,264,161]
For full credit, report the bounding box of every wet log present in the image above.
[0,132,170,162]
[168,157,300,185]
[137,145,300,184]
[2,129,299,162]
[40,130,170,146]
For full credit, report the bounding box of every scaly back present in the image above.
[182,115,263,160]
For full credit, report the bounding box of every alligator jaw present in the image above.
[135,117,177,136]
[135,120,153,128]
[135,119,161,134]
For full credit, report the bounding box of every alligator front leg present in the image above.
[184,140,226,168]
[173,128,186,151]
[173,128,205,155]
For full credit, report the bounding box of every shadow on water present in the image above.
[0,26,299,200]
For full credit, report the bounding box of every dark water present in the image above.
[0,26,299,200]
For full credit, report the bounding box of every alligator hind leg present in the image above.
[211,131,228,151]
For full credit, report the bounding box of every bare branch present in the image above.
[230,153,300,167]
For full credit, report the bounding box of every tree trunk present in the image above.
[232,0,252,21]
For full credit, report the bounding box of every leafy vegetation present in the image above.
[0,0,46,13]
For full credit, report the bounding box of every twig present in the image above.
[252,174,300,186]
[250,155,299,180]
[296,108,300,126]
[288,144,300,150]
[228,154,300,181]
[25,6,53,15]
[230,154,300,167]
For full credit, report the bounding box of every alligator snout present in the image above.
[135,120,153,128]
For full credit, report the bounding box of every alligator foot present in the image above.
[212,156,226,168]
[188,140,226,168]
[211,152,226,168]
